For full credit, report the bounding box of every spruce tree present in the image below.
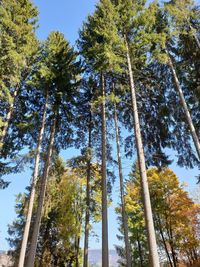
[0,0,39,148]
[21,32,81,267]
[114,1,160,265]
[79,1,123,266]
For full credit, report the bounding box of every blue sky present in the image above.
[0,0,199,253]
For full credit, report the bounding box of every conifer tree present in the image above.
[23,32,81,267]
[0,0,39,148]
[114,1,160,265]
[144,1,200,160]
[79,1,123,265]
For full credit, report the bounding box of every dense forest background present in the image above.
[0,0,200,266]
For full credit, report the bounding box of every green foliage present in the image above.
[79,0,124,73]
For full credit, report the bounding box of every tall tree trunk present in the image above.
[0,86,20,150]
[18,89,49,267]
[125,37,160,267]
[101,73,109,267]
[113,84,132,267]
[166,47,200,160]
[83,108,92,267]
[26,113,57,267]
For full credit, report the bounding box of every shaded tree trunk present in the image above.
[136,233,143,267]
[83,107,92,267]
[26,113,57,267]
[18,89,49,267]
[125,36,160,267]
[157,215,173,267]
[113,83,132,267]
[101,73,109,267]
[166,47,200,160]
[75,235,80,267]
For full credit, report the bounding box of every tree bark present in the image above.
[113,83,132,267]
[0,86,20,150]
[157,215,173,267]
[75,235,80,267]
[125,36,160,267]
[136,234,143,267]
[166,47,200,160]
[18,89,49,267]
[26,113,57,267]
[101,73,109,267]
[83,107,92,267]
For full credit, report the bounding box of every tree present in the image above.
[25,31,81,267]
[143,1,200,161]
[8,158,86,267]
[79,1,123,265]
[0,0,39,148]
[114,1,160,265]
[123,165,200,266]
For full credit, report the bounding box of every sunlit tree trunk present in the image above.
[83,108,92,267]
[18,89,49,267]
[26,113,57,267]
[101,73,109,267]
[0,86,20,150]
[113,83,132,267]
[125,36,160,267]
[166,47,200,160]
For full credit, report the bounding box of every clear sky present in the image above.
[0,0,199,254]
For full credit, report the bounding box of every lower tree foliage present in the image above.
[116,164,200,266]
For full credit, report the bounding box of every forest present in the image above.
[0,0,200,266]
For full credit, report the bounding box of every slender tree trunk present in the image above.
[157,215,173,267]
[26,114,57,267]
[125,37,160,267]
[83,108,92,267]
[0,86,20,150]
[136,234,143,267]
[166,47,200,160]
[75,235,80,267]
[18,89,49,267]
[113,84,132,267]
[101,73,109,267]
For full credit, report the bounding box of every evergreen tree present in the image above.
[79,1,123,265]
[0,0,39,148]
[22,32,81,267]
[114,1,160,265]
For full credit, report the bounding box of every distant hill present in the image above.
[0,249,119,267]
[89,249,119,267]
